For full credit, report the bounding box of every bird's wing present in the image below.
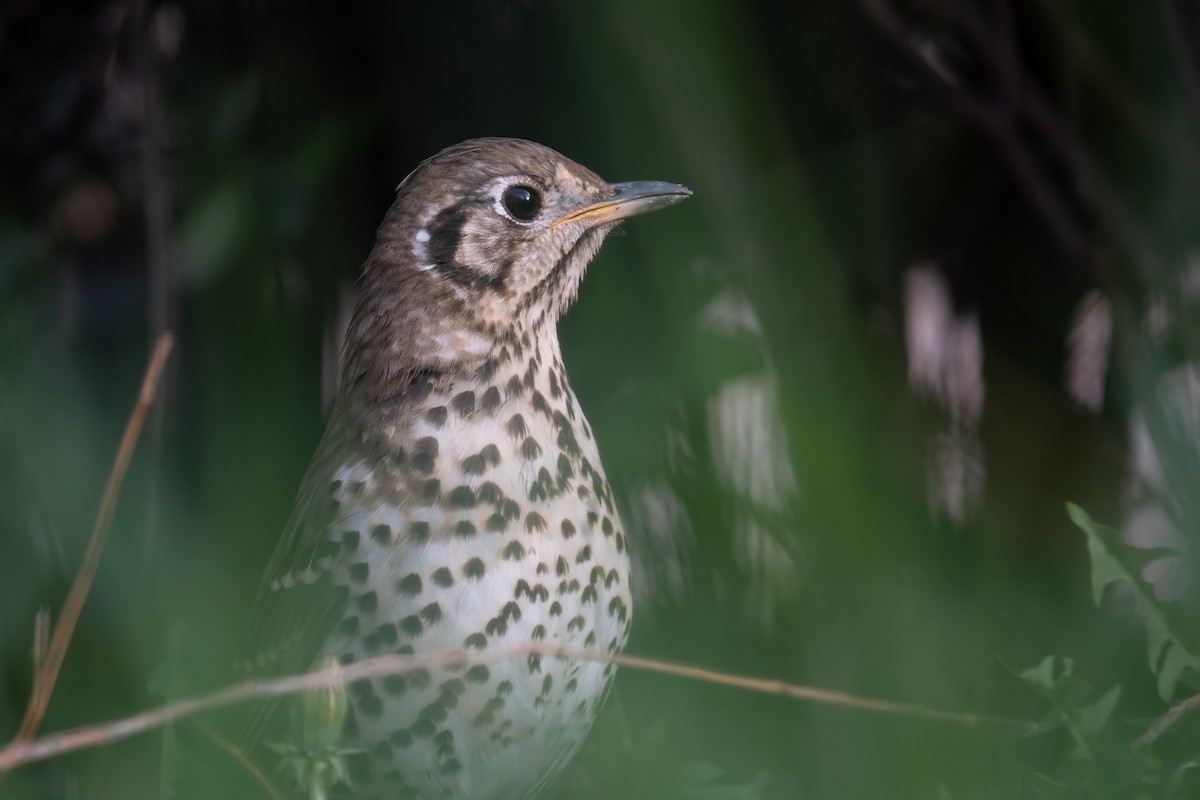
[237,417,360,751]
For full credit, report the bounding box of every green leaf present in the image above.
[1066,503,1200,700]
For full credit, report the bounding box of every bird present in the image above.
[244,137,690,800]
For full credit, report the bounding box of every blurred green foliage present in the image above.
[1,1,1199,798]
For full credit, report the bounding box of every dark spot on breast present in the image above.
[397,573,423,596]
[532,624,546,641]
[431,567,454,587]
[447,485,476,509]
[556,556,568,576]
[382,674,407,696]
[500,601,521,622]
[532,584,549,601]
[568,615,586,633]
[504,537,528,563]
[465,663,490,683]
[576,545,592,564]
[400,615,424,636]
[528,653,542,673]
[506,375,522,398]
[602,516,614,536]
[507,413,527,439]
[587,511,599,526]
[349,562,369,583]
[464,557,485,579]
[358,692,384,719]
[375,623,398,647]
[455,520,477,538]
[426,406,448,427]
[357,591,378,613]
[389,728,414,747]
[524,512,546,533]
[461,454,486,475]
[487,513,508,532]
[549,370,561,398]
[608,596,629,623]
[561,519,576,539]
[371,524,392,544]
[585,631,597,647]
[557,454,573,482]
[451,390,476,416]
[531,391,550,416]
[420,478,441,502]
[440,758,463,776]
[420,602,443,624]
[520,436,541,460]
[419,700,448,723]
[541,675,553,694]
[558,427,581,457]
[582,586,597,604]
[536,562,549,575]
[514,579,531,599]
[341,530,360,552]
[410,718,436,738]
[477,481,503,504]
[485,617,507,636]
[501,499,521,520]
[464,632,487,650]
[480,385,502,414]
[550,601,562,616]
[410,520,431,542]
[411,437,438,473]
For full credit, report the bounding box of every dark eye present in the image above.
[502,185,541,221]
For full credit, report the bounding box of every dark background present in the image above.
[2,1,1199,798]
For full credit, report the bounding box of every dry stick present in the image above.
[0,644,1031,772]
[195,720,283,800]
[13,332,175,741]
[1133,691,1200,749]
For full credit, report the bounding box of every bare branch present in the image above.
[1133,690,1200,749]
[0,643,1030,772]
[14,332,175,741]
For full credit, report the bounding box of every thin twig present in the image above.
[1133,691,1200,749]
[0,643,1031,772]
[14,332,175,741]
[196,720,284,800]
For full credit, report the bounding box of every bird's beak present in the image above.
[551,181,692,228]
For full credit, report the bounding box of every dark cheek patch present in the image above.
[427,202,515,290]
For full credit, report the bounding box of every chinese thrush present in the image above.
[247,138,690,799]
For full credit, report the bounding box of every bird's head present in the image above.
[342,138,689,395]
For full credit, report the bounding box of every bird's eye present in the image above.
[502,185,541,221]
